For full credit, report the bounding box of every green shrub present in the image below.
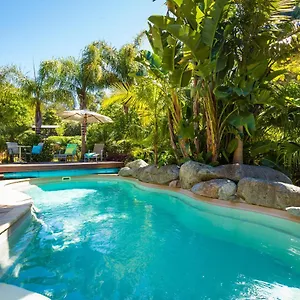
[63,122,81,136]
[16,130,42,147]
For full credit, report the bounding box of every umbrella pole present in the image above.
[81,115,87,159]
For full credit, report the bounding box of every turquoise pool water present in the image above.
[2,179,300,299]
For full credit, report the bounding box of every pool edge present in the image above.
[1,174,300,241]
[97,175,300,224]
[0,179,33,245]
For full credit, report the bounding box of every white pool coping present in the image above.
[0,283,50,299]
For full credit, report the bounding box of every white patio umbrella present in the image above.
[59,109,113,158]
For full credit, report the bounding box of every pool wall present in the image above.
[3,168,120,179]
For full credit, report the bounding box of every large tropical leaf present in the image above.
[201,0,229,49]
[228,112,256,135]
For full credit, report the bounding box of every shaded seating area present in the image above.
[84,143,104,162]
[54,144,78,162]
[6,142,44,163]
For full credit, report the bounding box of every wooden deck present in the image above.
[0,161,124,174]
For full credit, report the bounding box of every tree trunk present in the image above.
[153,103,159,165]
[233,126,244,164]
[193,93,200,156]
[35,100,42,135]
[154,119,158,165]
[79,91,87,159]
[167,110,179,161]
[203,87,219,163]
[170,90,190,158]
[81,115,87,159]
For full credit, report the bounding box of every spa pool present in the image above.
[1,178,300,299]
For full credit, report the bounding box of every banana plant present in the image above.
[148,0,300,164]
[213,0,300,163]
[148,0,232,162]
[135,48,193,159]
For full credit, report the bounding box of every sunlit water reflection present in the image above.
[2,179,300,299]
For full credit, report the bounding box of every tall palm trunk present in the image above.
[233,126,244,164]
[35,100,42,135]
[81,115,87,159]
[79,91,87,158]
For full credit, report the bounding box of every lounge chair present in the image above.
[84,143,104,162]
[6,142,19,162]
[54,144,77,162]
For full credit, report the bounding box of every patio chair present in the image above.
[6,142,19,162]
[25,143,44,162]
[84,143,104,162]
[54,144,77,162]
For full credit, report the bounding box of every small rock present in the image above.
[191,179,237,200]
[286,207,300,217]
[179,161,218,189]
[125,159,148,170]
[118,167,133,177]
[169,180,181,188]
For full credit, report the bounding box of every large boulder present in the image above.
[125,159,148,170]
[191,179,237,200]
[237,178,300,209]
[215,164,292,184]
[135,165,180,185]
[179,161,218,189]
[286,207,300,218]
[118,167,133,177]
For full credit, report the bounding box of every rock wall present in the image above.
[118,159,300,217]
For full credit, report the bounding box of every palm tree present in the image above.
[53,41,116,156]
[102,80,165,165]
[22,61,73,135]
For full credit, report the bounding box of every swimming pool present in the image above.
[2,178,300,299]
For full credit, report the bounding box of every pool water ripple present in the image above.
[1,179,300,299]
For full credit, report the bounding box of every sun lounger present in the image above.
[54,144,77,162]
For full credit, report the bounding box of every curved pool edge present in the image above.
[0,180,35,295]
[0,180,33,240]
[1,174,300,298]
[97,175,300,224]
[2,174,300,231]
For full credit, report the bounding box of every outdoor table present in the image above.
[17,145,31,162]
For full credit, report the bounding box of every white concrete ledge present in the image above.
[0,283,49,299]
[0,181,33,237]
